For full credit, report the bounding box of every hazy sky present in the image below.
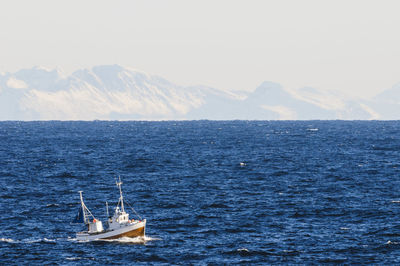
[1,0,400,97]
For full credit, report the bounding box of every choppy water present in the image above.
[1,121,400,264]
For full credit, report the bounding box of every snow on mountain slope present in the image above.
[240,82,375,120]
[5,65,236,120]
[0,65,392,120]
[374,83,400,104]
[367,83,400,120]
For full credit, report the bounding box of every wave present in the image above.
[23,238,56,244]
[65,257,95,261]
[224,248,277,256]
[46,203,60,207]
[386,240,400,245]
[69,235,161,244]
[101,236,161,243]
[0,238,15,243]
[0,237,56,243]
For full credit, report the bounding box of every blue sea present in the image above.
[1,121,400,264]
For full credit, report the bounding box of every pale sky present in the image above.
[1,0,400,98]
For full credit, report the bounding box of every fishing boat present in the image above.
[73,178,146,241]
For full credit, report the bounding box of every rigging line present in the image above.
[124,200,142,220]
[83,203,96,220]
[79,198,96,221]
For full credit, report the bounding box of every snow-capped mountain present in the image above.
[367,83,400,120]
[0,65,237,120]
[0,65,397,120]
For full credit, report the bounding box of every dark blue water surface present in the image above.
[1,121,400,264]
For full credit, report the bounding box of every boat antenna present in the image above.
[106,201,110,218]
[116,176,125,212]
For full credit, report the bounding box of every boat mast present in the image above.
[78,191,88,224]
[116,176,125,212]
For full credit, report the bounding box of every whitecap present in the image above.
[46,203,60,207]
[23,238,56,243]
[72,235,161,243]
[143,236,162,241]
[100,235,161,243]
[0,238,15,243]
[112,237,146,243]
[66,257,83,261]
[24,239,42,243]
[66,257,95,261]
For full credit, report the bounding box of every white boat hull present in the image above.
[76,219,146,241]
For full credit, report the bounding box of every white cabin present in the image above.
[107,206,133,230]
[88,220,104,233]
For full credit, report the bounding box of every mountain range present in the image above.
[0,65,398,120]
